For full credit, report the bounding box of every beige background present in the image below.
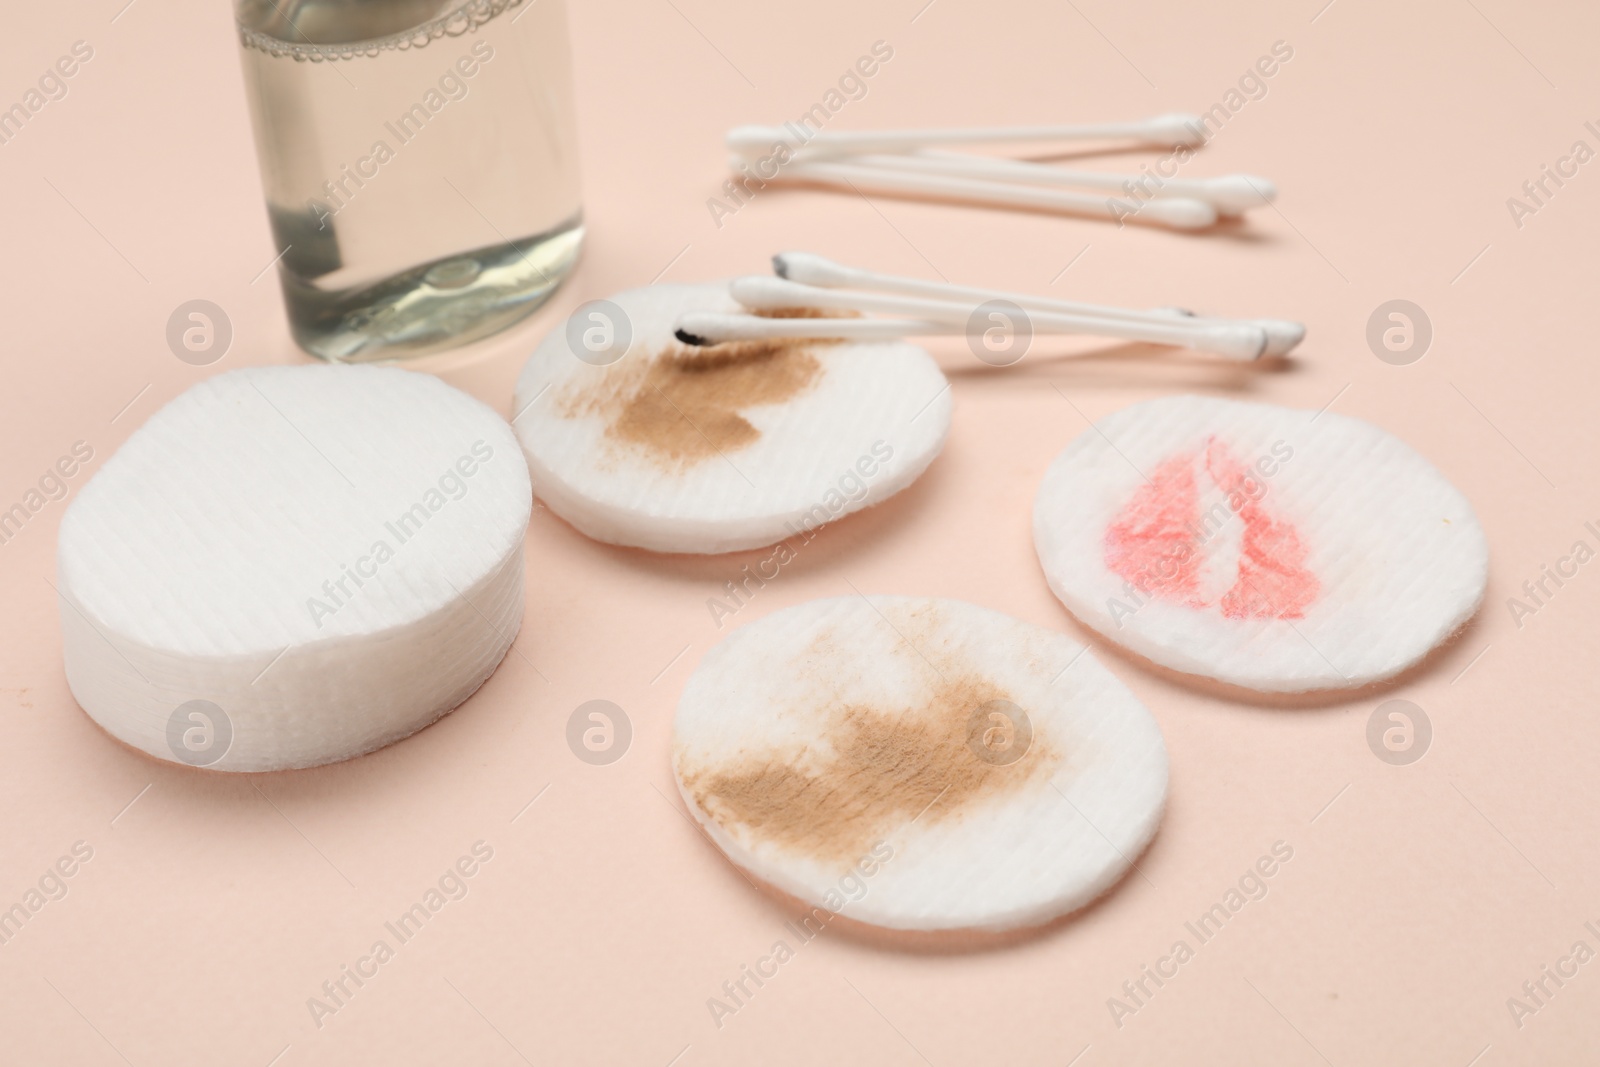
[3,0,1598,1063]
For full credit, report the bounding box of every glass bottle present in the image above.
[235,0,583,361]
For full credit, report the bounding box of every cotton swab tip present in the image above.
[1198,321,1270,361]
[1150,113,1207,147]
[1255,319,1306,357]
[1203,175,1278,213]
[771,251,849,286]
[1139,197,1218,230]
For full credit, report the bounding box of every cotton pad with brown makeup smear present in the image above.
[511,281,951,554]
[672,596,1168,933]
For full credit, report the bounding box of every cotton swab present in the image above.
[674,310,1266,362]
[773,158,1218,231]
[723,276,1268,361]
[785,150,1277,215]
[771,252,1306,358]
[773,250,1190,323]
[674,313,958,346]
[726,114,1206,155]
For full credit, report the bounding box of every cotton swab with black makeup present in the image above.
[771,251,1305,357]
[674,312,962,346]
[675,276,1287,362]
[672,309,1261,360]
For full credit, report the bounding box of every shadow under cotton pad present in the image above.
[511,281,952,554]
[1032,394,1489,693]
[671,596,1169,933]
[56,365,532,772]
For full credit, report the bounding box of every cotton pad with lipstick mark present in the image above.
[672,596,1168,932]
[1033,395,1488,692]
[511,281,951,554]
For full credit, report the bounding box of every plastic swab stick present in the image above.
[771,252,1304,358]
[772,158,1218,230]
[719,276,1268,361]
[726,113,1206,155]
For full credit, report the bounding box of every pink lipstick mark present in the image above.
[1103,438,1319,619]
[1103,450,1209,607]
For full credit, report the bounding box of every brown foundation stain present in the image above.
[750,306,847,320]
[679,671,1060,867]
[559,306,853,467]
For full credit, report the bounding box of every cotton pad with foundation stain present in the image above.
[672,596,1168,932]
[56,365,531,772]
[511,281,951,554]
[1033,395,1489,693]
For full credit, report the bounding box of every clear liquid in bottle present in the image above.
[236,0,583,361]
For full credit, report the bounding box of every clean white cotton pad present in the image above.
[1033,395,1488,692]
[512,281,951,554]
[672,596,1168,932]
[57,364,531,772]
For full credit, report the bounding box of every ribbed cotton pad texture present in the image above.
[57,365,531,772]
[672,596,1168,932]
[1033,395,1489,692]
[512,281,952,554]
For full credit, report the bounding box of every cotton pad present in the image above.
[512,281,951,554]
[57,365,531,772]
[1033,395,1488,692]
[672,596,1168,932]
